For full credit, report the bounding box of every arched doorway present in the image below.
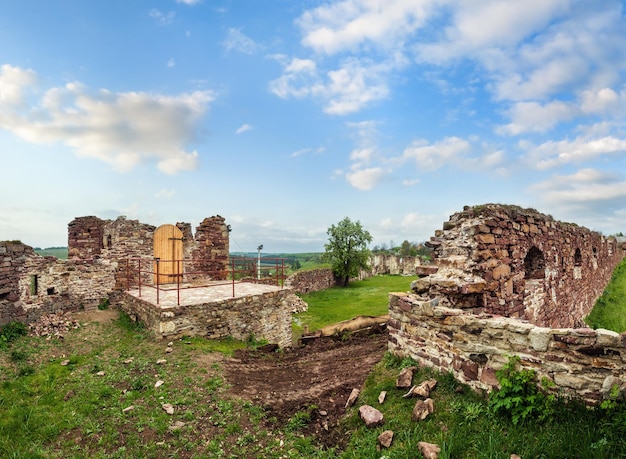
[153,224,184,284]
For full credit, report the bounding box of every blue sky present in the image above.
[1,0,626,253]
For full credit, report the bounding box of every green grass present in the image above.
[586,257,626,331]
[336,354,626,458]
[294,275,414,332]
[0,312,332,458]
[34,247,68,259]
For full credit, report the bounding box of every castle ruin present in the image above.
[389,204,626,404]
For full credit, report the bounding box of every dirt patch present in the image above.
[223,330,388,448]
[73,308,120,323]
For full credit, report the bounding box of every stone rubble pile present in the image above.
[28,312,80,338]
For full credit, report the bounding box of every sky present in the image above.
[1,0,626,253]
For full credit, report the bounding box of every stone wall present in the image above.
[415,204,624,328]
[1,241,116,325]
[388,293,626,404]
[285,268,336,293]
[119,289,293,347]
[388,204,626,405]
[365,254,424,276]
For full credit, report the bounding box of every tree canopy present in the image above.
[323,217,372,286]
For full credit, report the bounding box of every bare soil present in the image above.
[223,330,388,448]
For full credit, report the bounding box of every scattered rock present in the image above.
[358,405,384,428]
[123,405,135,413]
[162,403,175,415]
[412,398,434,421]
[319,410,328,416]
[169,421,186,432]
[156,359,167,365]
[404,379,438,398]
[96,371,105,376]
[345,388,360,408]
[155,380,164,388]
[378,391,387,404]
[63,390,75,401]
[165,347,173,354]
[122,358,134,364]
[378,430,394,448]
[418,441,441,459]
[167,342,173,347]
[396,366,417,388]
[510,455,521,459]
[60,360,70,366]
[29,312,80,338]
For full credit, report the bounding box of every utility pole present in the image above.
[257,244,263,280]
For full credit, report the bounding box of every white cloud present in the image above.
[580,87,624,115]
[176,0,202,5]
[499,100,576,135]
[523,136,626,170]
[235,124,252,134]
[345,167,386,190]
[270,56,393,115]
[0,66,215,174]
[149,9,176,26]
[167,58,175,68]
[400,136,472,170]
[297,0,436,55]
[530,169,626,217]
[0,64,37,106]
[223,28,258,54]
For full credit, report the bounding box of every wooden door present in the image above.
[153,224,183,284]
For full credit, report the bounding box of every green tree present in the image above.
[323,217,373,286]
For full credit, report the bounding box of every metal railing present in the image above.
[123,257,287,305]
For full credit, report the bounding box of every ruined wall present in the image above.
[119,289,293,347]
[388,293,626,405]
[415,204,624,328]
[1,241,115,325]
[190,216,230,281]
[365,254,423,276]
[68,215,230,287]
[285,268,336,293]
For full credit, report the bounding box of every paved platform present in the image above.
[125,281,285,308]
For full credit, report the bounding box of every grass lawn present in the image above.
[586,257,626,332]
[294,275,415,332]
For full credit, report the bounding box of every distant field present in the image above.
[294,274,415,333]
[34,247,68,259]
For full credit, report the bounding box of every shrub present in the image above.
[489,355,555,425]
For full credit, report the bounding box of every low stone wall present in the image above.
[119,289,294,347]
[285,268,335,294]
[388,292,626,404]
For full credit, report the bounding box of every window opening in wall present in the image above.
[47,287,56,295]
[30,275,38,295]
[574,248,582,266]
[524,246,545,279]
[106,234,112,249]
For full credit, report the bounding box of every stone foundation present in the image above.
[119,289,294,347]
[388,293,626,404]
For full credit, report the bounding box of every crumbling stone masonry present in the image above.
[412,204,624,328]
[388,204,626,404]
[1,214,231,326]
